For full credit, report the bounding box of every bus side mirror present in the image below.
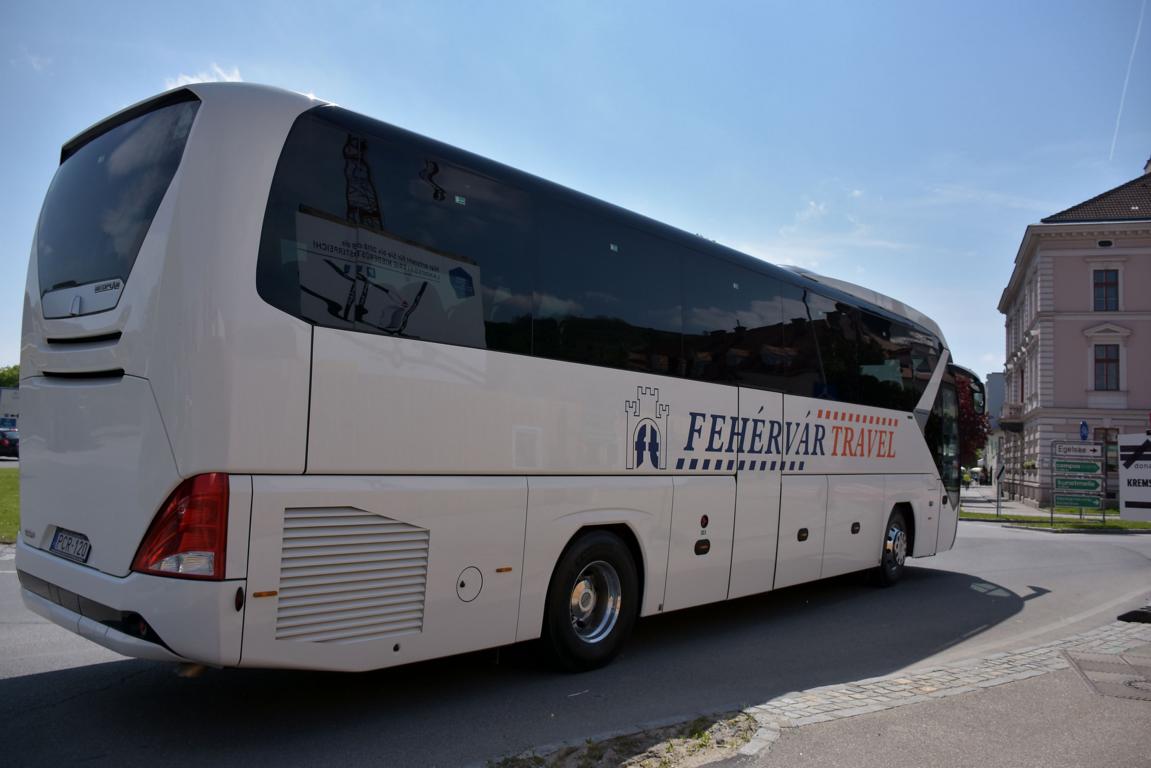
[973,387,985,415]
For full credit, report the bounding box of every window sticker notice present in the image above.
[294,211,484,347]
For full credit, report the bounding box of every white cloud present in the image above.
[917,183,1057,214]
[164,63,243,90]
[794,199,827,224]
[10,47,51,72]
[850,189,864,198]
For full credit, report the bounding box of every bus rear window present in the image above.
[36,93,199,316]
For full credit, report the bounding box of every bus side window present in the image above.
[806,292,862,402]
[258,108,538,355]
[857,312,919,411]
[533,203,684,375]
[683,257,782,386]
[777,282,824,398]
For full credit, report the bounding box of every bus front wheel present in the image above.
[543,530,639,672]
[876,509,909,587]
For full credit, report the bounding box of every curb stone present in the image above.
[737,619,1151,758]
[959,519,1151,535]
[998,524,1151,535]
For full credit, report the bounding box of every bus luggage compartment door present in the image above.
[773,474,828,590]
[662,476,735,613]
[241,475,526,672]
[822,475,885,578]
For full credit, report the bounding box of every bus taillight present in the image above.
[131,473,229,580]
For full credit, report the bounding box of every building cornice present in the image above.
[1046,310,1151,322]
[1010,405,1151,420]
[997,221,1151,313]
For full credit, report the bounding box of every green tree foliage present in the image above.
[956,374,989,469]
[0,365,18,389]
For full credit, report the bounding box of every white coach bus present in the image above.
[17,83,981,672]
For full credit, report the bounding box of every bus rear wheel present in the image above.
[876,509,909,587]
[543,530,639,672]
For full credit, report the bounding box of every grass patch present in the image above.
[1051,506,1119,516]
[487,712,757,768]
[0,467,18,543]
[960,509,1151,530]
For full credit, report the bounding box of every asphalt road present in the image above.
[2,522,1149,768]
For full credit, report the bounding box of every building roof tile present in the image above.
[1041,172,1151,223]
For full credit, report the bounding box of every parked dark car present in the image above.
[0,429,18,458]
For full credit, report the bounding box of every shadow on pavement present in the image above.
[0,566,1025,767]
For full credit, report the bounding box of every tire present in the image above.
[542,530,639,672]
[876,509,910,587]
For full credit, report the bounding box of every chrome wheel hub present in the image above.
[885,525,908,567]
[569,560,622,644]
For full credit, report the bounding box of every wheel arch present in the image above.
[515,481,672,644]
[555,523,646,615]
[892,501,917,556]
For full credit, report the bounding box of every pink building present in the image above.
[998,160,1151,506]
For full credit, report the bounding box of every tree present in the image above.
[0,365,17,389]
[956,374,989,469]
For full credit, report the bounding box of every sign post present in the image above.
[1051,440,1104,524]
[995,463,1005,518]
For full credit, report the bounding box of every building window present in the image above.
[1093,269,1118,311]
[1094,344,1119,391]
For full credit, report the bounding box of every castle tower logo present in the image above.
[625,386,670,470]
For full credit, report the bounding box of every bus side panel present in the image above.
[146,85,315,477]
[822,476,885,579]
[306,328,736,476]
[885,474,938,557]
[241,476,526,672]
[773,475,828,589]
[663,476,735,613]
[782,395,936,477]
[515,477,672,643]
[937,485,959,553]
[728,387,783,599]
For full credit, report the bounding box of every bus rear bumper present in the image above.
[15,537,245,667]
[21,588,185,663]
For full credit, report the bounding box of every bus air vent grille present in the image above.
[275,507,429,644]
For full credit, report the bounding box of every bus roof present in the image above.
[70,82,948,350]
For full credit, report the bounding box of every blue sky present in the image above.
[2,0,1148,377]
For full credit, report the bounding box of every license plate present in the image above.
[50,528,92,564]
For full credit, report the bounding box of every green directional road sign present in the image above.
[1054,494,1103,509]
[1053,459,1103,475]
[1054,476,1104,492]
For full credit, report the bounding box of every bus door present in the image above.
[662,476,736,612]
[933,371,962,552]
[728,388,784,599]
[773,394,827,590]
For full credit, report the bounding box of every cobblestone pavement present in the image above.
[738,619,1151,757]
